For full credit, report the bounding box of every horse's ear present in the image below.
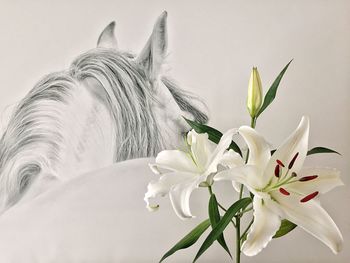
[97,21,118,49]
[136,11,168,80]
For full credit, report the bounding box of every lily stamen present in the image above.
[279,187,290,196]
[288,152,299,169]
[279,167,290,182]
[268,175,297,191]
[274,164,281,177]
[300,191,319,203]
[299,175,318,182]
[276,159,285,167]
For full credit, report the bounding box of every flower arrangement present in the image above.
[144,61,343,262]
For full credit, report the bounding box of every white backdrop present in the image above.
[0,0,349,262]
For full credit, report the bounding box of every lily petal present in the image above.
[169,176,202,219]
[144,172,195,212]
[219,149,243,192]
[220,149,245,168]
[286,167,344,195]
[187,130,215,170]
[214,165,265,193]
[206,128,238,175]
[232,182,241,192]
[154,150,198,174]
[265,116,309,180]
[272,191,343,254]
[242,196,281,256]
[238,126,271,186]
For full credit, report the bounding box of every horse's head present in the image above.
[0,12,208,213]
[85,11,208,154]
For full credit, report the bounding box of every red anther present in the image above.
[274,164,280,177]
[279,188,290,196]
[300,191,319,203]
[276,160,285,167]
[288,152,299,169]
[299,175,318,182]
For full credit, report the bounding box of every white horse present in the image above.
[0,12,207,213]
[0,13,221,263]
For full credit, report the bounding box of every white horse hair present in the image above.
[0,12,208,212]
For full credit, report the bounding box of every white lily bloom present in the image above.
[215,116,343,256]
[145,129,240,220]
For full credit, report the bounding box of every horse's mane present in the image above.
[71,49,165,160]
[0,72,75,207]
[0,48,208,210]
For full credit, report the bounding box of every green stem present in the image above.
[218,202,228,212]
[250,117,256,129]
[235,215,241,263]
[208,185,213,195]
[235,116,256,263]
[237,206,253,217]
[208,186,227,211]
[241,118,255,192]
[240,218,254,240]
[239,184,244,199]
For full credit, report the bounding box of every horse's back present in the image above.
[0,158,171,262]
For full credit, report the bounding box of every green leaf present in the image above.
[256,60,293,117]
[208,194,232,259]
[184,117,242,157]
[159,219,211,262]
[307,147,341,156]
[273,219,297,238]
[193,198,252,262]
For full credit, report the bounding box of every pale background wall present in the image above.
[0,0,349,262]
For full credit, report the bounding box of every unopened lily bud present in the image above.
[247,67,263,118]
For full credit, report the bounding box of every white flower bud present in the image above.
[247,67,263,118]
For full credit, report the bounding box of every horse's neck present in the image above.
[55,79,115,180]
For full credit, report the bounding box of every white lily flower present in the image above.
[145,128,240,220]
[215,116,343,256]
